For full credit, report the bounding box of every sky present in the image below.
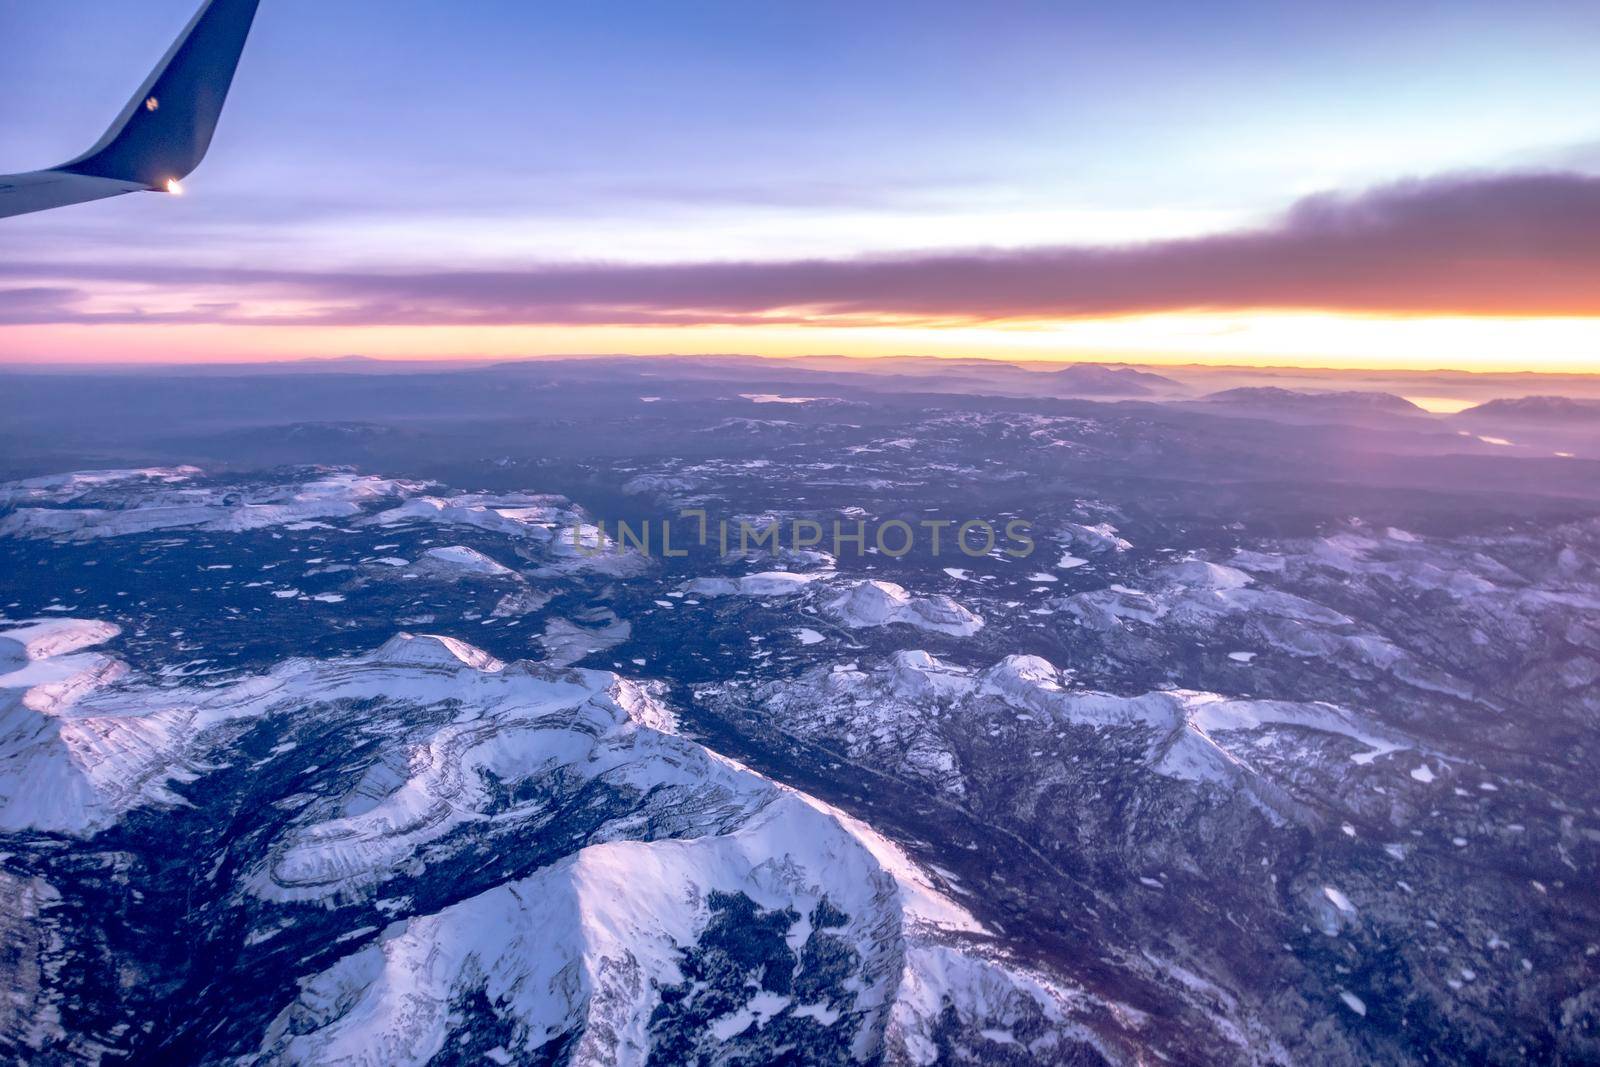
[3,0,1600,371]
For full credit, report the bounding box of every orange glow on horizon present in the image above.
[2,311,1598,375]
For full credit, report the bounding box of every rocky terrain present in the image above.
[1,362,1596,1064]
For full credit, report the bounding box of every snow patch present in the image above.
[1323,886,1357,915]
[1339,991,1367,1016]
[689,571,830,598]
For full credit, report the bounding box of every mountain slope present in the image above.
[0,629,1128,1065]
[1456,396,1600,423]
[1049,365,1180,396]
[1201,387,1424,414]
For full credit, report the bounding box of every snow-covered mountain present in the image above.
[0,626,1128,1064]
[4,353,1598,1066]
[825,580,984,636]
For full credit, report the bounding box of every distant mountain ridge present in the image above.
[1048,364,1179,396]
[1457,396,1600,423]
[1202,386,1425,414]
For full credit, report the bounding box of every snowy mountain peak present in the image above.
[827,580,983,636]
[0,617,128,717]
[1159,559,1253,591]
[367,633,505,671]
[0,618,122,662]
[1,629,1109,1062]
[419,544,517,577]
[978,654,1063,695]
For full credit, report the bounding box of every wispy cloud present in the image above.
[6,171,1600,328]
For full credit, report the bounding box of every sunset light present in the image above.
[2,2,1597,373]
[2,4,1598,1063]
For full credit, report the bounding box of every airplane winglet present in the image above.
[0,0,261,219]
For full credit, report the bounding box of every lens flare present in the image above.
[165,179,183,196]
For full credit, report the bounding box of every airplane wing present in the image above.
[0,0,261,220]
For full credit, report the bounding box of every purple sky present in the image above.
[3,0,1599,368]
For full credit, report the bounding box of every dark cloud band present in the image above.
[4,171,1599,327]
